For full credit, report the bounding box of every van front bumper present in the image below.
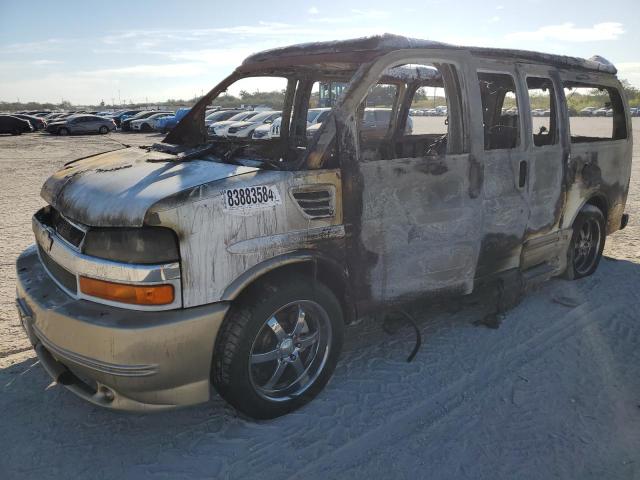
[15,245,230,411]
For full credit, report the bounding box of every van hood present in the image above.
[41,146,257,227]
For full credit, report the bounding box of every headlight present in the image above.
[82,227,179,264]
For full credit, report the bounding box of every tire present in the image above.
[141,123,152,132]
[212,274,344,419]
[58,127,69,136]
[12,129,21,136]
[99,126,109,134]
[563,205,606,280]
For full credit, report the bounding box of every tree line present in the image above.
[2,80,638,112]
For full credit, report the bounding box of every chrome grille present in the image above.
[51,210,85,248]
[37,244,78,294]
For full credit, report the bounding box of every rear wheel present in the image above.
[563,205,605,279]
[212,275,343,419]
[12,129,21,136]
[58,127,69,136]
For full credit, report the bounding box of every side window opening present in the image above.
[563,82,627,142]
[526,77,558,147]
[356,82,399,161]
[303,81,345,142]
[357,62,464,161]
[478,72,521,150]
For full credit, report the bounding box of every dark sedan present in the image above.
[111,110,143,127]
[11,114,47,130]
[0,115,34,135]
[45,114,116,135]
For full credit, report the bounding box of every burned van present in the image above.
[16,35,631,418]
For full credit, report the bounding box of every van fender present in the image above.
[220,250,348,302]
[562,191,608,232]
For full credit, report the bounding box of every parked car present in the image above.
[45,114,116,135]
[579,106,597,116]
[120,111,171,131]
[110,110,143,127]
[204,109,245,127]
[593,107,609,116]
[0,115,33,135]
[155,108,191,133]
[251,120,279,139]
[208,111,260,136]
[16,34,632,420]
[11,114,47,130]
[363,107,413,134]
[307,107,331,125]
[226,111,281,138]
[130,113,174,132]
[269,116,283,138]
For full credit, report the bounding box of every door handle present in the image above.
[518,160,527,188]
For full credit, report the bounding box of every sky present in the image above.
[1,0,639,105]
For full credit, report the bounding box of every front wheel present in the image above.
[58,127,69,136]
[212,275,344,419]
[99,126,109,134]
[563,205,606,280]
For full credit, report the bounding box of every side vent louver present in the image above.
[292,189,334,219]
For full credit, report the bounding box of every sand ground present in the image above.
[0,121,638,479]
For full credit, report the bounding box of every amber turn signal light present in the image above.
[79,276,174,306]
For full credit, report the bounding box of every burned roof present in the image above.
[242,33,617,75]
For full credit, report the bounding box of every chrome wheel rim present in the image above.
[573,218,601,275]
[248,300,332,402]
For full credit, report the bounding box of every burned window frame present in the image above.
[525,75,560,148]
[561,80,628,143]
[476,70,524,151]
[353,58,468,161]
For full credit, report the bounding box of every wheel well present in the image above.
[232,260,354,324]
[585,195,608,221]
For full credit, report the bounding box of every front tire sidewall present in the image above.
[564,205,606,280]
[213,279,344,419]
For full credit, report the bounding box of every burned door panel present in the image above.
[474,68,529,278]
[522,72,566,237]
[358,153,482,303]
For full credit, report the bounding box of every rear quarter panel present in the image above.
[558,71,632,234]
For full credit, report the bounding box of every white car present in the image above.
[130,113,174,132]
[435,105,447,116]
[269,108,330,140]
[579,106,597,116]
[269,116,283,138]
[208,111,260,137]
[226,111,281,138]
[251,123,272,139]
[307,108,330,126]
[304,108,412,139]
[205,109,245,127]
